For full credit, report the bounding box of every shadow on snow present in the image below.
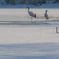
[0,43,59,59]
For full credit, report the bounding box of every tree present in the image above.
[5,0,9,4]
[56,0,59,2]
[5,0,16,5]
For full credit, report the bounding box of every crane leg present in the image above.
[31,17,32,22]
[31,17,36,24]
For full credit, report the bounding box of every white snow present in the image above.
[0,8,59,59]
[0,9,59,21]
[0,25,59,59]
[0,25,58,44]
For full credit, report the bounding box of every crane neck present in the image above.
[28,8,29,13]
[46,12,47,13]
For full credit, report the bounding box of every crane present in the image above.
[27,7,36,22]
[44,10,49,21]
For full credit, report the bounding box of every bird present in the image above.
[44,10,49,21]
[27,7,36,22]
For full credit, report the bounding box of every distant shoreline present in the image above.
[0,4,59,9]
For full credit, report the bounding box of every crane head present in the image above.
[45,10,48,12]
[27,7,30,10]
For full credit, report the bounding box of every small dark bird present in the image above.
[27,7,36,21]
[44,10,49,21]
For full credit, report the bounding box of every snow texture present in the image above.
[0,9,59,59]
[0,43,59,59]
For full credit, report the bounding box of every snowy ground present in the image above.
[0,9,59,59]
[0,25,59,59]
[0,8,59,22]
[0,43,59,59]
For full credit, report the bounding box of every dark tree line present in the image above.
[5,0,16,5]
[1,0,59,5]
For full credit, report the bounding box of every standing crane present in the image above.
[44,10,49,21]
[27,7,36,22]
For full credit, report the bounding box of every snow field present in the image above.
[0,9,59,59]
[0,9,59,21]
[0,25,58,44]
